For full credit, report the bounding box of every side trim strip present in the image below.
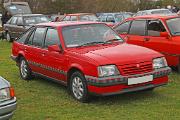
[28,60,67,76]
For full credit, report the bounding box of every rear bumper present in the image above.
[0,97,17,120]
[86,67,171,95]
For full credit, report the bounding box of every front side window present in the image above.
[147,20,166,36]
[32,28,46,47]
[70,16,77,21]
[107,15,115,22]
[62,24,123,48]
[24,16,50,25]
[129,20,146,36]
[44,28,60,48]
[167,17,180,36]
[115,21,131,34]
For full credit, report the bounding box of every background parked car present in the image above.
[98,12,132,24]
[113,14,180,72]
[61,13,99,22]
[0,14,3,38]
[4,14,51,42]
[0,76,16,120]
[134,9,173,17]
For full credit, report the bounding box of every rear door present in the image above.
[127,20,147,46]
[14,16,26,38]
[25,27,47,74]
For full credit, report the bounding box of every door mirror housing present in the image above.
[160,32,169,38]
[48,45,62,53]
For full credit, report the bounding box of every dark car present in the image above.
[4,14,50,42]
[0,76,17,120]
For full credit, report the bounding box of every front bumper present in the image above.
[0,97,17,120]
[86,67,171,95]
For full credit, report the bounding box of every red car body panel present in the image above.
[114,15,180,67]
[12,22,171,95]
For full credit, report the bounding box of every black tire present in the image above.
[19,57,32,80]
[6,32,12,42]
[69,71,90,103]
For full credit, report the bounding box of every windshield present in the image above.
[80,15,99,21]
[151,10,172,14]
[24,16,50,25]
[62,24,123,48]
[6,4,31,15]
[167,17,180,36]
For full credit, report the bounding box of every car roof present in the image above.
[138,9,170,13]
[37,21,104,27]
[129,14,179,20]
[65,13,95,16]
[14,14,44,17]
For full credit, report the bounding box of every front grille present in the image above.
[119,61,153,76]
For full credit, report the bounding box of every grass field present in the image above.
[0,40,180,120]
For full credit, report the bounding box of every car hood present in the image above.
[71,43,163,65]
[0,76,10,89]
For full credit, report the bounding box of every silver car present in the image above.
[0,76,16,120]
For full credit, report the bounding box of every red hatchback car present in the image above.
[11,22,171,102]
[114,15,180,72]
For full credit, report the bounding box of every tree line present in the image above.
[2,0,180,14]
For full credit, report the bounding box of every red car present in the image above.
[113,15,180,72]
[11,22,171,102]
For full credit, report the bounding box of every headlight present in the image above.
[153,57,167,69]
[98,65,120,77]
[0,88,11,102]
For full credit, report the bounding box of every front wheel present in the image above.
[19,57,32,80]
[69,71,90,103]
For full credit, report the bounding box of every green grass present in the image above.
[0,40,180,120]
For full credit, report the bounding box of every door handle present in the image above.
[144,38,150,41]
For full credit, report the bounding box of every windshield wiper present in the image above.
[105,39,123,43]
[78,41,105,47]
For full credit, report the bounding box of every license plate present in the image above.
[128,75,153,85]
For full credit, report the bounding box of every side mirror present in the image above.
[48,45,62,53]
[160,32,169,38]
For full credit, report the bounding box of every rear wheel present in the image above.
[19,57,32,80]
[69,71,90,103]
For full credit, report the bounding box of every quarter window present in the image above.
[32,28,46,47]
[129,20,146,36]
[44,28,60,48]
[17,27,34,43]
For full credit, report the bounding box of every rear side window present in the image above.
[44,28,60,48]
[147,20,166,36]
[70,16,77,21]
[17,17,23,25]
[129,20,146,36]
[32,28,46,47]
[115,21,131,34]
[11,17,18,25]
